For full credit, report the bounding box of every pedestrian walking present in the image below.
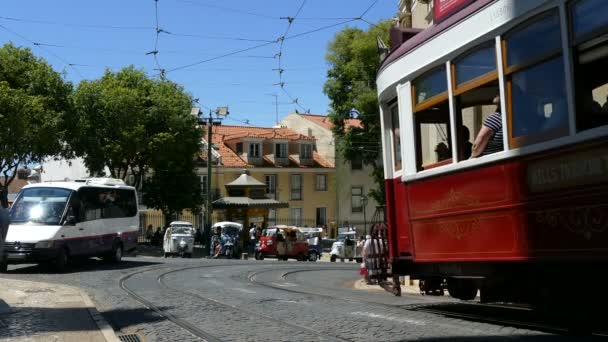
[146,224,153,245]
[249,223,257,255]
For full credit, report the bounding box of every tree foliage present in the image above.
[0,43,73,207]
[323,21,392,205]
[70,66,204,216]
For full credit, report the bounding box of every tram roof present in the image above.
[378,0,493,74]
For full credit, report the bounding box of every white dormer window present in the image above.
[249,143,261,158]
[300,143,313,160]
[275,143,288,158]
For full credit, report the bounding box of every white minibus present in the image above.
[1,178,139,271]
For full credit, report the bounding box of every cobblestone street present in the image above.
[0,257,600,341]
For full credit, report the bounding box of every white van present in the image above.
[2,178,139,271]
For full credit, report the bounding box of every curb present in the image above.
[79,289,121,342]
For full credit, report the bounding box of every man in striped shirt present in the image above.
[471,96,503,158]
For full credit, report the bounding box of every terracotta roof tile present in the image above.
[298,113,362,131]
[205,125,333,168]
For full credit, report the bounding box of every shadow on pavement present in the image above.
[6,258,162,274]
[416,336,600,341]
[0,306,169,335]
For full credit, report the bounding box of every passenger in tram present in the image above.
[434,142,451,161]
[471,96,503,158]
[458,126,473,159]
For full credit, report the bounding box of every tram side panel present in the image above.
[385,178,413,261]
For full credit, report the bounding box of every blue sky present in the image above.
[0,0,396,127]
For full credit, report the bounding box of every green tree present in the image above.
[0,43,73,207]
[70,66,204,218]
[323,21,392,205]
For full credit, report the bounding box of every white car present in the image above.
[163,221,195,258]
[329,231,362,263]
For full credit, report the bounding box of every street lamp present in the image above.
[192,105,229,256]
[361,195,369,236]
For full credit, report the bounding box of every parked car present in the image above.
[255,226,308,261]
[163,221,195,258]
[329,229,362,263]
[298,227,323,261]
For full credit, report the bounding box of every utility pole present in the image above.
[192,106,229,256]
[205,113,213,256]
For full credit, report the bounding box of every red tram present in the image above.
[376,0,608,307]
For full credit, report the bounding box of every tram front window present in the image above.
[571,0,608,131]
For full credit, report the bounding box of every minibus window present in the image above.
[10,188,71,225]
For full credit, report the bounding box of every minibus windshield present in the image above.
[10,188,72,225]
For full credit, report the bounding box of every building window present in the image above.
[290,208,302,226]
[290,174,302,200]
[504,11,568,147]
[236,142,243,154]
[265,174,276,199]
[275,143,288,158]
[571,0,608,131]
[351,159,363,170]
[351,186,363,213]
[300,144,313,159]
[249,143,260,158]
[201,175,208,195]
[315,174,327,191]
[316,207,327,227]
[268,209,276,226]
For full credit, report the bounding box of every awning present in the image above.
[213,196,289,209]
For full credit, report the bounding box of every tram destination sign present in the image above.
[433,0,476,24]
[527,147,608,193]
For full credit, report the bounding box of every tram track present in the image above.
[249,268,608,338]
[119,262,351,342]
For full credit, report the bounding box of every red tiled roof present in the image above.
[298,113,362,131]
[204,125,333,168]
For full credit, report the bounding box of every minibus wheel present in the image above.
[0,261,7,273]
[55,248,69,272]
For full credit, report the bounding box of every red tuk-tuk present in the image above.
[255,225,308,261]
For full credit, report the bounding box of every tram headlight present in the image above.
[35,240,54,249]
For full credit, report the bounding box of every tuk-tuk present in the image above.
[329,228,362,262]
[163,221,195,258]
[297,227,323,262]
[211,221,243,258]
[255,225,308,261]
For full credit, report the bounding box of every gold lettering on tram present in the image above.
[527,147,608,192]
[535,204,608,240]
[433,219,480,240]
[430,188,481,212]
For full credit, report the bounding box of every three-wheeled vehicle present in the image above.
[255,225,308,261]
[211,221,243,258]
[297,227,323,262]
[163,221,195,258]
[329,228,362,262]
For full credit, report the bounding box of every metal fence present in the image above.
[137,210,203,244]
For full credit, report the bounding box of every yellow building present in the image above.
[199,124,337,236]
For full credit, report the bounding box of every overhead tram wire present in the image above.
[0,15,152,31]
[175,0,279,20]
[149,0,168,79]
[0,24,85,79]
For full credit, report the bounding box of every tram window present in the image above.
[413,66,447,104]
[571,0,608,44]
[571,0,608,131]
[390,105,402,171]
[504,11,568,147]
[455,82,501,160]
[454,44,497,86]
[505,13,562,67]
[414,101,452,171]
